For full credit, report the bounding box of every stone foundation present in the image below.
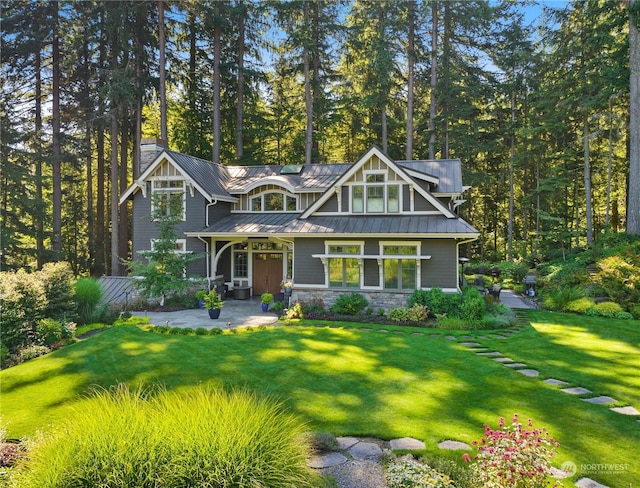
[291,289,413,313]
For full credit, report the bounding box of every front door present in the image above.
[252,253,283,296]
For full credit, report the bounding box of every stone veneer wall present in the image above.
[291,289,413,312]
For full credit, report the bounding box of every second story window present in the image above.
[151,179,185,220]
[251,191,297,212]
[351,173,400,214]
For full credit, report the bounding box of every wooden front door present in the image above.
[252,253,283,296]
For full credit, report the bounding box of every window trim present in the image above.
[150,177,187,221]
[349,171,401,214]
[249,190,298,212]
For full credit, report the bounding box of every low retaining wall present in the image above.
[292,289,413,312]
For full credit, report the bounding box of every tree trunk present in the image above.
[35,48,45,269]
[236,0,245,161]
[119,117,129,270]
[304,3,313,165]
[429,0,437,159]
[159,0,167,142]
[96,128,106,277]
[212,3,221,164]
[110,112,120,275]
[508,90,515,261]
[312,1,320,162]
[51,1,62,254]
[583,112,593,244]
[628,1,640,234]
[406,0,415,160]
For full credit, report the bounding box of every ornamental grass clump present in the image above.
[14,384,319,488]
[464,414,560,488]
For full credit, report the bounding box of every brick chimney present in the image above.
[139,138,168,176]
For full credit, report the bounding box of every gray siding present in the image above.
[318,193,338,212]
[342,186,349,212]
[414,192,438,212]
[421,239,457,288]
[131,191,216,277]
[293,238,326,285]
[403,185,411,211]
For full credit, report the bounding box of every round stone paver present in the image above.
[336,437,360,450]
[575,477,610,488]
[308,452,348,469]
[348,441,383,460]
[437,440,471,450]
[389,437,426,450]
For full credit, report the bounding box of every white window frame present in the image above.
[349,171,401,214]
[150,177,186,221]
[379,241,421,291]
[250,190,298,212]
[322,241,364,289]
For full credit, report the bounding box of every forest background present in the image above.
[1,0,639,277]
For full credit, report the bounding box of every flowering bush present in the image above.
[386,456,455,488]
[281,279,293,289]
[464,414,561,487]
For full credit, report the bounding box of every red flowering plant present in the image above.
[463,414,562,487]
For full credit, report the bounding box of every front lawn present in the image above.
[1,313,638,486]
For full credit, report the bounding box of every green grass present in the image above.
[2,314,639,486]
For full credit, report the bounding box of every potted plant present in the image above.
[203,290,224,319]
[195,290,207,309]
[260,292,274,312]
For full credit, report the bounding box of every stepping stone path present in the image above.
[561,387,592,395]
[477,351,502,356]
[515,369,539,377]
[610,405,640,415]
[492,357,514,363]
[544,378,569,386]
[504,362,528,368]
[389,437,426,450]
[575,478,611,488]
[437,440,472,450]
[582,396,617,405]
[459,342,482,347]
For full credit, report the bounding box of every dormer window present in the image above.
[351,172,400,214]
[251,191,297,212]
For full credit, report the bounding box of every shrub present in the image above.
[458,288,486,322]
[435,316,468,330]
[0,269,46,351]
[14,385,319,488]
[35,319,75,347]
[179,327,194,335]
[194,327,208,335]
[285,302,304,319]
[464,414,560,488]
[389,307,410,322]
[301,298,325,316]
[594,253,640,311]
[208,328,223,335]
[593,301,623,318]
[615,311,633,320]
[73,278,103,325]
[631,305,640,319]
[271,301,285,314]
[39,262,77,322]
[385,455,455,488]
[330,292,369,315]
[565,297,596,314]
[542,286,584,312]
[408,288,458,317]
[4,345,51,367]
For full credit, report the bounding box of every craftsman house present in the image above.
[120,140,479,309]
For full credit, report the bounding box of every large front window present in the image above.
[151,179,185,219]
[328,244,360,288]
[382,245,418,290]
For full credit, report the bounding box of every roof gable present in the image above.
[300,146,455,219]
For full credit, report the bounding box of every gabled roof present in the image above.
[397,159,463,194]
[299,146,456,219]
